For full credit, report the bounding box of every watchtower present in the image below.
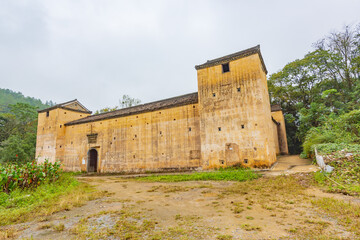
[195,45,278,168]
[35,100,91,164]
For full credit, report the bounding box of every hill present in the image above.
[0,88,52,113]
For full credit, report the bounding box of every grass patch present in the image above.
[241,224,261,231]
[312,197,360,236]
[216,234,233,240]
[135,168,260,182]
[0,173,103,226]
[313,157,360,195]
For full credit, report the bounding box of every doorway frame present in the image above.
[87,148,98,173]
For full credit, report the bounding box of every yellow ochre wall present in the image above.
[271,110,289,154]
[49,104,201,172]
[36,108,90,164]
[36,48,288,172]
[197,54,277,168]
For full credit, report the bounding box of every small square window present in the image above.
[241,125,245,129]
[218,127,221,131]
[222,63,230,73]
[237,87,241,92]
[189,127,192,132]
[244,159,248,164]
[46,111,49,117]
[212,93,216,97]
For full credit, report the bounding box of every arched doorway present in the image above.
[88,149,98,172]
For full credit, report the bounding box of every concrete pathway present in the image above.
[264,155,319,176]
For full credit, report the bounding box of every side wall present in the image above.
[36,109,90,164]
[271,110,289,154]
[197,54,277,168]
[62,103,201,172]
[272,120,280,155]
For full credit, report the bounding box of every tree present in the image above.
[94,95,141,114]
[268,24,360,154]
[119,95,141,108]
[0,103,38,164]
[94,106,119,115]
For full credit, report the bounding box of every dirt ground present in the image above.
[4,156,360,239]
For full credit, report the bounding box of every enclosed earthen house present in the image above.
[36,45,288,173]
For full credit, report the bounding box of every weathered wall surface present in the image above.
[36,46,288,172]
[272,120,280,155]
[271,110,289,154]
[197,54,277,168]
[60,103,201,172]
[36,108,90,165]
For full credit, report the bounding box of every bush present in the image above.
[0,160,61,194]
[302,109,360,158]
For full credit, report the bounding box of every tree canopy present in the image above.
[269,24,360,156]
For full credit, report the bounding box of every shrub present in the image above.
[302,109,360,158]
[0,160,61,194]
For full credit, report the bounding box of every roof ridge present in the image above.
[194,45,267,74]
[65,92,198,126]
[38,99,92,113]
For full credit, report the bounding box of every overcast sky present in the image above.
[1,0,360,111]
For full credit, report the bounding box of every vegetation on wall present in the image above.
[268,24,360,155]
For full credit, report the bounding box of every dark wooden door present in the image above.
[89,149,98,172]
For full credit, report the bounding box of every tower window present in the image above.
[244,159,248,164]
[237,87,241,92]
[222,63,230,73]
[241,125,245,129]
[218,127,221,131]
[189,127,192,132]
[46,111,49,117]
[212,93,216,97]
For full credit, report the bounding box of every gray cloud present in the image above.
[1,0,360,111]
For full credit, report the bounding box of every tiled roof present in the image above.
[65,92,198,126]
